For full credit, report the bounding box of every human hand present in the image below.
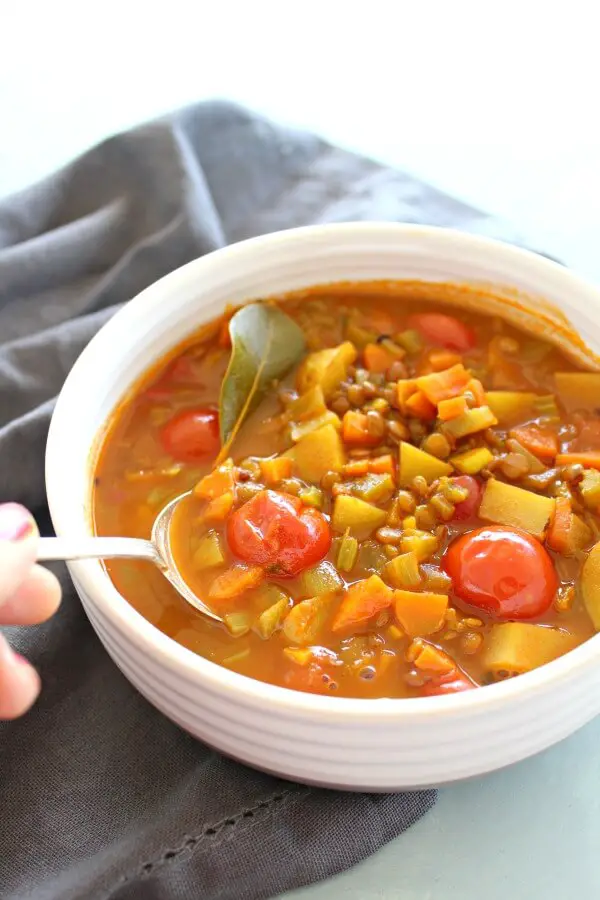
[0,503,62,719]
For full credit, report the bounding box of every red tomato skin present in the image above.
[227,490,331,577]
[443,526,557,620]
[451,476,483,521]
[407,313,476,352]
[421,670,476,696]
[160,408,220,461]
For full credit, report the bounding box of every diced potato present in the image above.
[299,561,344,597]
[284,424,345,483]
[332,494,387,539]
[580,468,600,509]
[283,595,333,644]
[400,530,438,561]
[398,441,452,487]
[224,611,252,637]
[349,473,395,503]
[484,623,578,678]
[192,531,226,569]
[450,446,494,475]
[384,551,422,589]
[486,391,537,425]
[257,597,293,639]
[249,583,291,614]
[289,410,341,442]
[479,478,555,539]
[555,372,600,412]
[581,541,600,630]
[394,590,448,636]
[442,406,498,439]
[296,342,357,399]
[289,385,328,421]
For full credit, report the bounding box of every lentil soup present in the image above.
[93,286,600,699]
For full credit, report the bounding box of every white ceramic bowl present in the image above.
[46,223,600,791]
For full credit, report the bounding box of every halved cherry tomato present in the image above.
[421,670,476,696]
[227,490,331,577]
[160,408,220,462]
[408,313,476,352]
[443,526,557,619]
[451,475,483,521]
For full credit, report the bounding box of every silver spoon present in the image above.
[36,492,223,623]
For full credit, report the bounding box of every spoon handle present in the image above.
[37,536,162,565]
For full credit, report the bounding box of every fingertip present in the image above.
[0,565,62,625]
[0,637,41,719]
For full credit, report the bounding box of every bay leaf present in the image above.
[217,303,306,462]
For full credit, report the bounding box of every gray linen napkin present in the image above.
[0,101,528,900]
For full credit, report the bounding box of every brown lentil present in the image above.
[460,632,483,654]
[331,395,350,415]
[415,504,437,530]
[376,526,404,544]
[321,471,342,490]
[422,432,451,459]
[386,419,410,443]
[347,383,366,406]
[411,475,429,497]
[388,360,408,381]
[366,409,386,438]
[429,493,455,521]
[404,670,427,688]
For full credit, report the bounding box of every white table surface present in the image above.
[2,5,600,898]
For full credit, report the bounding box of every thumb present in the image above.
[0,504,39,607]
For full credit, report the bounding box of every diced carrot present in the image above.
[413,642,456,674]
[437,395,468,421]
[260,456,293,484]
[332,575,393,632]
[415,364,471,404]
[556,452,600,470]
[466,378,487,406]
[342,459,370,477]
[510,425,558,461]
[203,491,236,521]
[363,343,396,374]
[405,390,437,421]
[547,497,572,554]
[428,349,462,371]
[194,463,235,499]
[369,454,395,475]
[342,411,381,446]
[209,565,264,602]
[396,379,418,411]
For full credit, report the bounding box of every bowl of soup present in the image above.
[46,223,600,790]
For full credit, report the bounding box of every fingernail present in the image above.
[0,504,36,542]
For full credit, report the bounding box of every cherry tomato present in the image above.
[227,490,331,577]
[443,526,557,619]
[421,670,476,696]
[407,313,476,352]
[160,408,220,462]
[451,476,482,521]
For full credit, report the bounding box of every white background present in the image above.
[2,1,600,281]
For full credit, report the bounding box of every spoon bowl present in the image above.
[37,491,223,623]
